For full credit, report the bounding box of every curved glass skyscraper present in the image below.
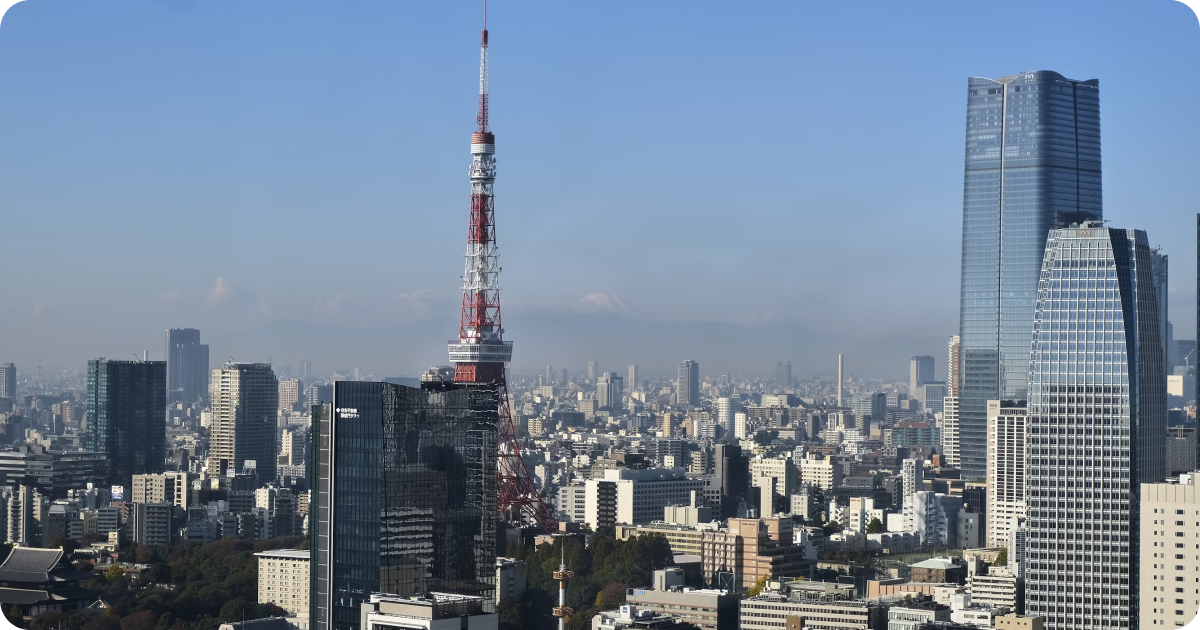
[957,71,1102,480]
[1023,226,1164,629]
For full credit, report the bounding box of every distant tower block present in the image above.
[447,7,553,532]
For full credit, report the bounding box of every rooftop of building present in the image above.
[252,549,310,560]
[911,558,960,570]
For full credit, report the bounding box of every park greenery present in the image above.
[5,536,307,630]
[501,528,674,630]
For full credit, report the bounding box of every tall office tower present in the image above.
[444,12,551,533]
[85,359,166,487]
[909,356,935,394]
[164,328,210,404]
[278,378,303,412]
[677,360,699,407]
[1197,215,1200,471]
[776,361,792,388]
[300,360,312,379]
[628,364,638,391]
[716,397,739,438]
[0,363,15,399]
[958,71,1101,482]
[1150,250,1170,382]
[1139,473,1200,627]
[596,372,618,409]
[587,361,598,381]
[986,400,1027,548]
[207,363,279,482]
[311,381,499,630]
[545,364,553,385]
[850,392,887,435]
[947,335,961,396]
[1024,226,1165,629]
[837,354,844,407]
[561,368,568,386]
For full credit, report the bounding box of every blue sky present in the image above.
[1,0,1197,377]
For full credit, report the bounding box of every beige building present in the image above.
[986,400,1027,548]
[131,472,190,508]
[701,518,809,590]
[995,615,1044,630]
[208,363,279,480]
[616,522,712,557]
[798,454,842,490]
[1141,473,1200,628]
[278,378,302,412]
[256,549,310,629]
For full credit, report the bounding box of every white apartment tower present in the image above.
[986,400,1027,548]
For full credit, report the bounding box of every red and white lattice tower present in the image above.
[448,6,556,532]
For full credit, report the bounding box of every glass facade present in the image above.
[1024,227,1164,629]
[84,359,166,487]
[959,71,1101,480]
[311,381,498,630]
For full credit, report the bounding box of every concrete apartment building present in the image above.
[798,454,842,490]
[701,517,810,590]
[131,472,190,508]
[584,468,705,529]
[625,569,736,630]
[986,400,1027,548]
[132,502,173,546]
[1141,473,1200,627]
[256,549,310,629]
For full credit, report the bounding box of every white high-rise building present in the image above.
[255,549,310,623]
[1140,473,1200,628]
[941,396,961,467]
[986,400,1027,548]
[716,398,739,437]
[278,378,303,412]
[901,459,924,506]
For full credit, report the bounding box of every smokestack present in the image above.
[837,354,843,407]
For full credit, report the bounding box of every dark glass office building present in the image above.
[164,328,209,404]
[85,359,166,487]
[1024,226,1164,628]
[311,381,498,630]
[958,71,1102,480]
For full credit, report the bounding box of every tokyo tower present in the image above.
[447,3,556,532]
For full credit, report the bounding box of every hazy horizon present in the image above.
[2,0,1197,380]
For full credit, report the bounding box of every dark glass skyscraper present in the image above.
[85,359,166,487]
[678,360,699,407]
[1023,226,1164,629]
[312,381,498,630]
[165,328,209,404]
[958,71,1102,480]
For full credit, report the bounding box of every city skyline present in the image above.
[1,1,1197,378]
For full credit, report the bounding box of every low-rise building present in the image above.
[495,557,526,603]
[740,593,887,630]
[594,605,693,630]
[255,549,310,628]
[967,570,1020,612]
[360,592,496,630]
[623,569,736,630]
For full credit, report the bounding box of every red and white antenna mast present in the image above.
[448,2,556,532]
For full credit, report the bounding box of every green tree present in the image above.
[865,518,884,534]
[496,600,525,630]
[747,573,770,596]
[105,565,125,583]
[120,611,158,630]
[823,521,843,535]
[994,549,1008,566]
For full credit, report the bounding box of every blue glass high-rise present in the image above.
[958,71,1102,480]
